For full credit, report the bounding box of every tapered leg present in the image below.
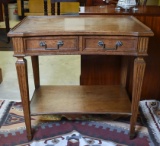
[31,56,40,89]
[16,58,32,140]
[130,57,146,139]
[0,68,2,83]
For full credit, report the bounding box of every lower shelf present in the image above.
[30,85,131,115]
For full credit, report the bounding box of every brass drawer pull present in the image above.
[98,41,123,50]
[57,40,64,49]
[39,41,46,48]
[39,40,64,50]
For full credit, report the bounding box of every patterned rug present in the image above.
[0,100,154,146]
[140,100,160,146]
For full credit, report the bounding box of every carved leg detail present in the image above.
[130,57,146,139]
[31,56,40,89]
[16,58,32,140]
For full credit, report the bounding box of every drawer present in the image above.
[82,36,138,55]
[24,37,79,53]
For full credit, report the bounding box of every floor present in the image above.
[0,20,19,29]
[0,20,80,101]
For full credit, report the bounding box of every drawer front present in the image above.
[24,37,79,53]
[82,36,138,55]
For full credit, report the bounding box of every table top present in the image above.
[8,15,153,37]
[79,5,160,16]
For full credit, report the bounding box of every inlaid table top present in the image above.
[8,15,153,37]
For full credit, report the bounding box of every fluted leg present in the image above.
[16,58,32,140]
[130,57,146,139]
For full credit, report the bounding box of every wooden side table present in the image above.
[8,15,153,140]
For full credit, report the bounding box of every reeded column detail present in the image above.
[130,57,146,139]
[12,38,25,55]
[137,37,149,54]
[16,58,32,140]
